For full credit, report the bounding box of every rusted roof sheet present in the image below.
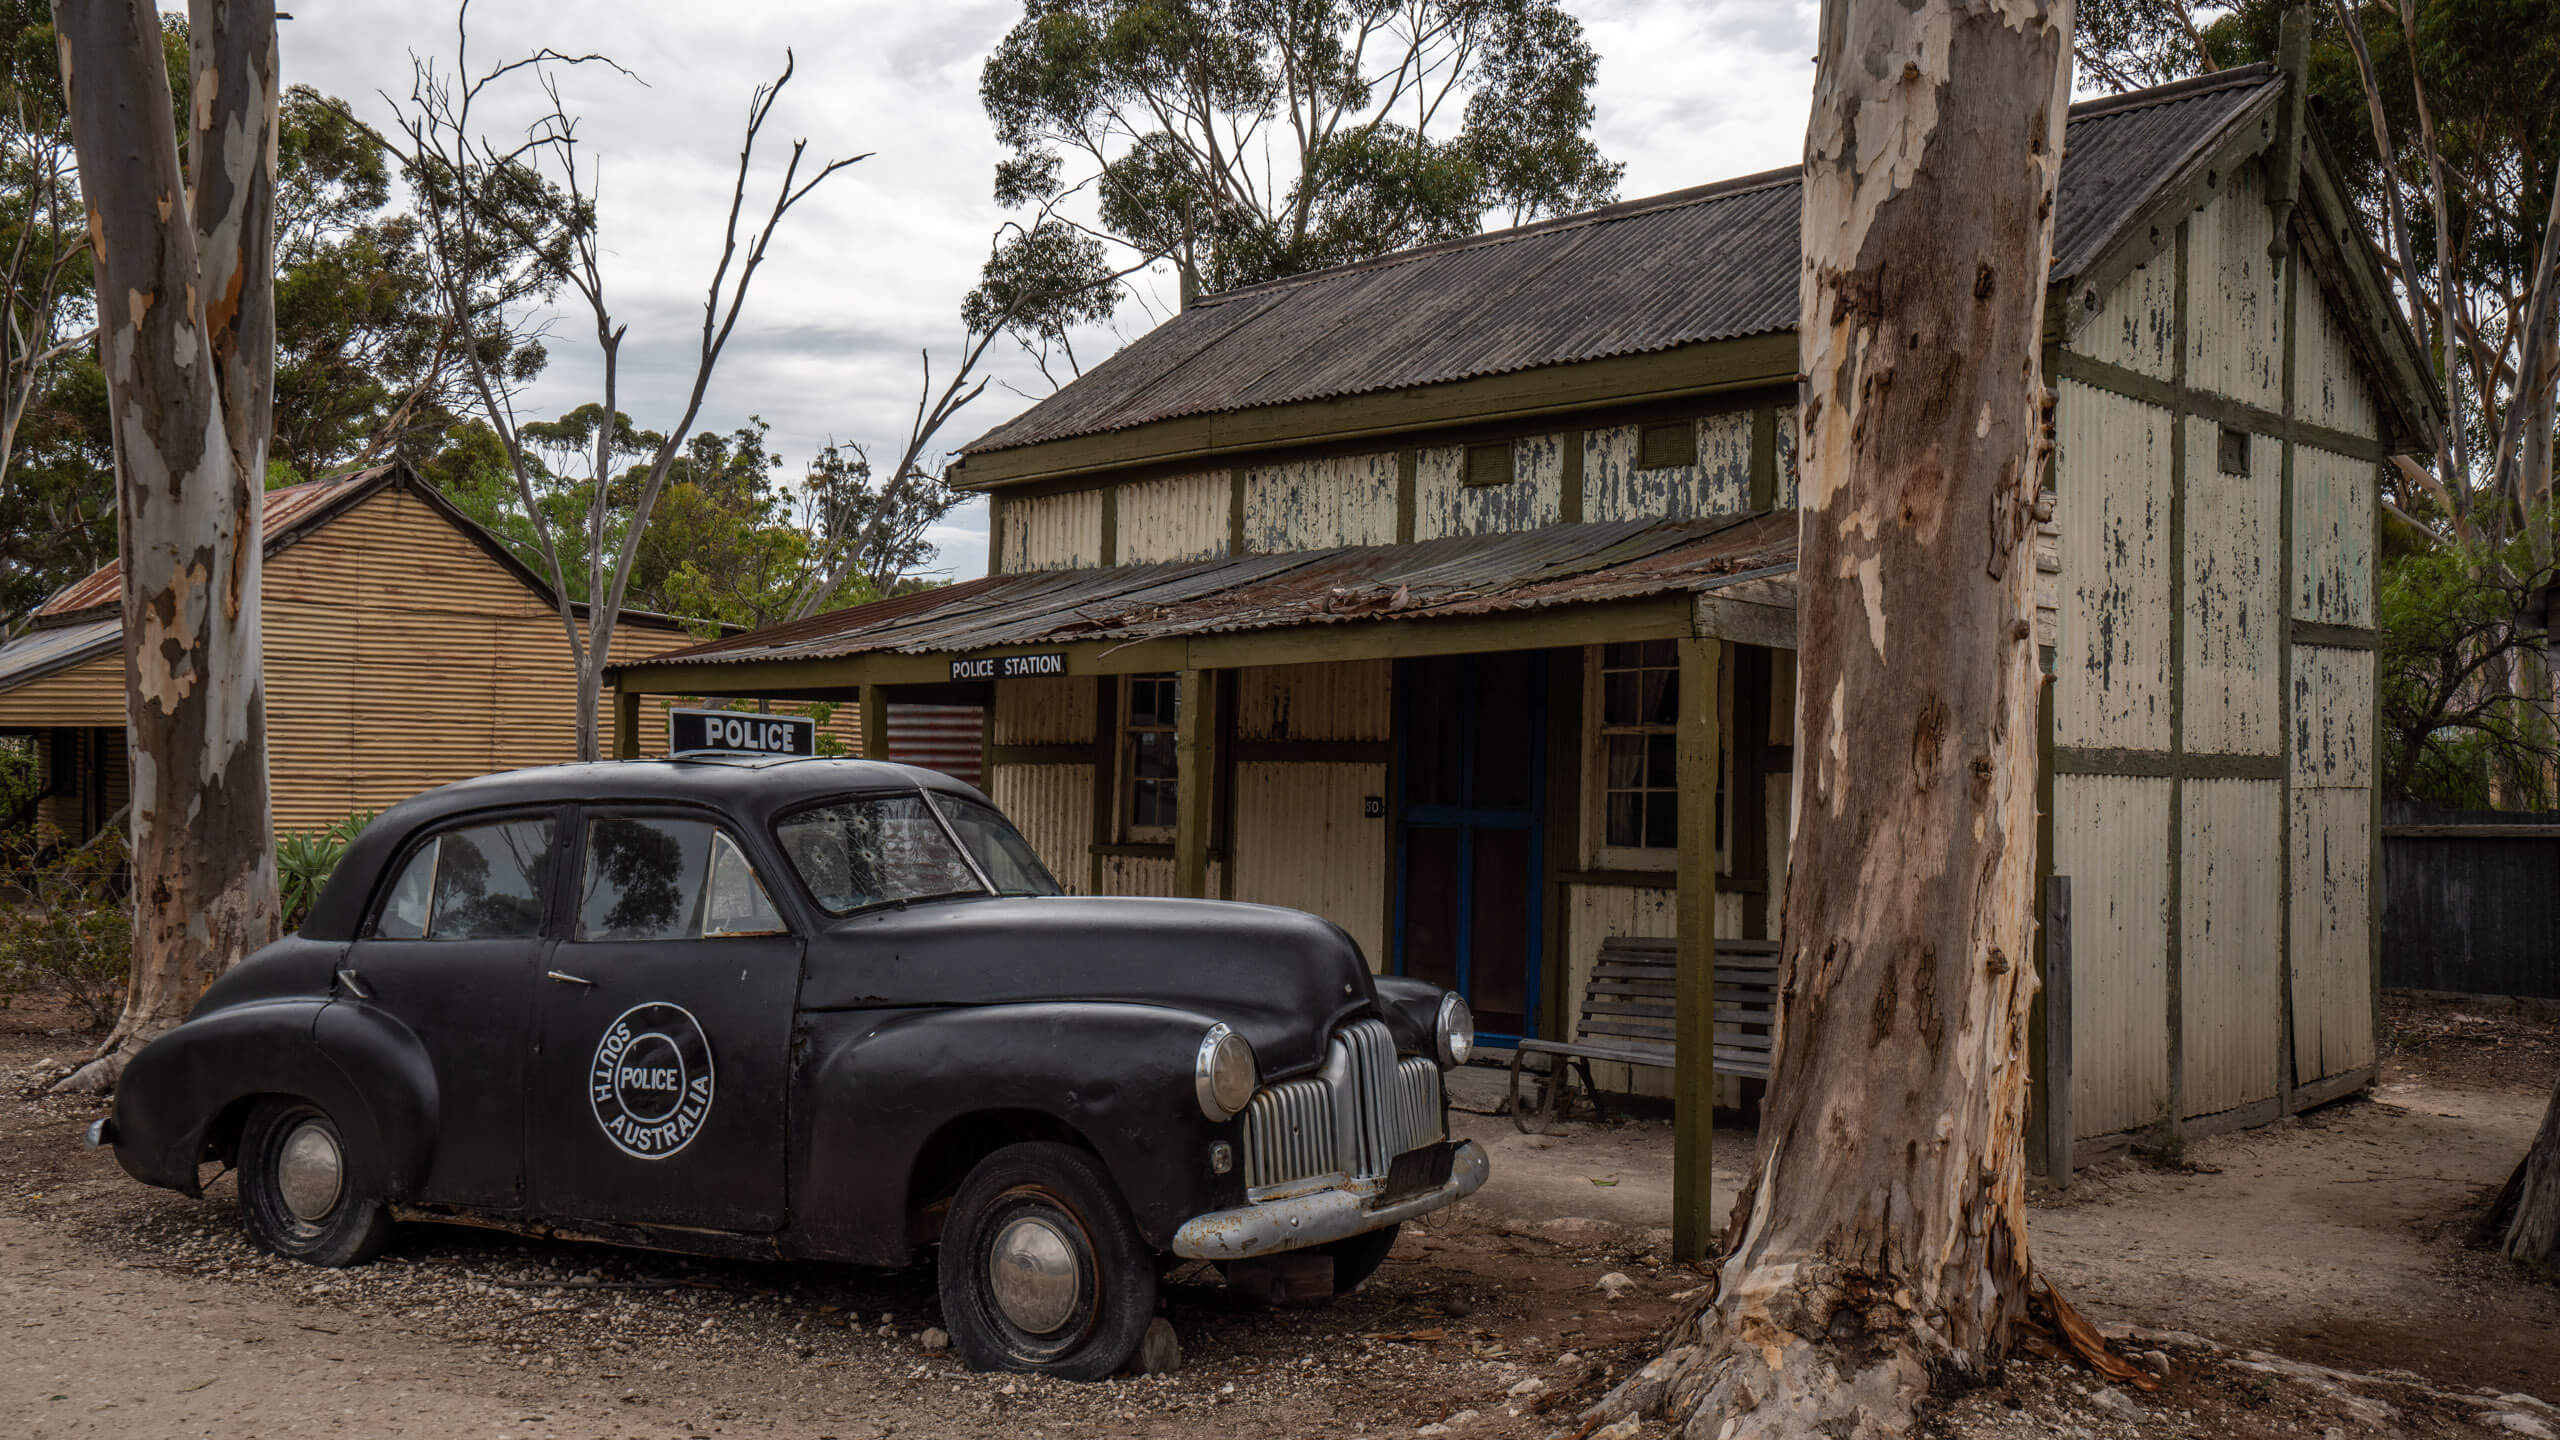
[963,67,2281,457]
[35,469,384,620]
[0,617,120,695]
[623,512,1800,673]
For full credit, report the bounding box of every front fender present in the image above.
[790,1003,1243,1262]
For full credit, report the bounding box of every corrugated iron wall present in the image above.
[0,648,123,726]
[1230,760,1387,966]
[991,763,1094,895]
[2055,379,2174,750]
[2381,808,2560,999]
[2291,642,2375,1082]
[2183,426,2281,754]
[999,488,1106,572]
[1234,659,1391,740]
[2080,252,2179,380]
[1413,434,1564,539]
[2294,270,2381,440]
[2292,446,2376,626]
[2185,164,2284,411]
[994,676,1095,746]
[1116,469,1231,564]
[2180,778,2283,1114]
[1583,413,1755,523]
[1242,452,1399,551]
[2057,773,2174,1135]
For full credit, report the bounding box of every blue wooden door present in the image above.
[1393,652,1547,1043]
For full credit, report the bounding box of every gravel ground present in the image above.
[4,992,2557,1438]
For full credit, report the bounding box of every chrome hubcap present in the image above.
[275,1120,344,1223]
[988,1215,1081,1334]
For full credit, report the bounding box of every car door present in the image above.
[343,807,564,1213]
[525,807,804,1232]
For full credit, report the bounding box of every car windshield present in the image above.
[775,790,1060,914]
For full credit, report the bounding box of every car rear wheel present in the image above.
[936,1141,1156,1380]
[237,1097,392,1267]
[1315,1222,1402,1294]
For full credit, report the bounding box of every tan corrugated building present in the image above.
[610,66,2437,1166]
[0,463,698,838]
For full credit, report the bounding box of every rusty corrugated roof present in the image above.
[621,512,1798,672]
[33,469,384,620]
[0,616,121,695]
[962,67,2281,457]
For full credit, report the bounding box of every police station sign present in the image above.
[668,708,817,758]
[949,651,1068,683]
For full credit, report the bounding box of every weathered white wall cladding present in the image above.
[1243,452,1399,551]
[2055,379,2174,750]
[2058,773,2174,1137]
[2186,164,2285,410]
[1414,435,1564,538]
[2294,273,2381,440]
[2291,639,2376,1084]
[2293,446,2376,626]
[999,488,1106,572]
[2079,253,2179,380]
[1116,469,1231,564]
[2180,778,2284,1117]
[1582,413,1755,523]
[2183,424,2282,755]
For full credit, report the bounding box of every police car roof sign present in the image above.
[669,708,817,759]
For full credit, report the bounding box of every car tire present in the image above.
[936,1141,1157,1380]
[1316,1222,1402,1294]
[237,1097,392,1268]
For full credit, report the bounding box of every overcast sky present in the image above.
[281,0,1825,584]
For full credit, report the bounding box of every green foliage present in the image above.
[276,811,377,933]
[2377,522,2560,808]
[0,732,37,825]
[0,823,130,1031]
[972,0,1622,349]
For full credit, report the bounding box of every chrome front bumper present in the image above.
[1169,1139,1489,1260]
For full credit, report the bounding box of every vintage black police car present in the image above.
[92,756,1487,1379]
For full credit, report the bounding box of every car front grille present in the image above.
[1240,1018,1445,1195]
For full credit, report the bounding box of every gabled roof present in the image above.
[1,461,692,698]
[962,67,2292,460]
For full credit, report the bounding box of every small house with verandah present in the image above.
[0,463,699,841]
[608,64,2437,1171]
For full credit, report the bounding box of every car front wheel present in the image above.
[237,1097,392,1267]
[936,1141,1157,1380]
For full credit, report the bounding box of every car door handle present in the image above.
[546,970,595,986]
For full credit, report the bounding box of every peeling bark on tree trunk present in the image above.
[2504,1075,2560,1269]
[1583,3,2072,1435]
[51,0,280,1093]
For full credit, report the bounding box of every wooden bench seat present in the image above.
[1506,936,1780,1132]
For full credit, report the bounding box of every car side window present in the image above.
[371,818,555,941]
[578,816,786,941]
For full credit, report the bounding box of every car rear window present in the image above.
[775,794,989,914]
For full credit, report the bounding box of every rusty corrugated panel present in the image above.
[630,512,1798,674]
[964,69,2281,457]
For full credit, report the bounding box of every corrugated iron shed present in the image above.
[622,512,1798,673]
[0,617,122,694]
[33,469,382,620]
[963,67,2280,457]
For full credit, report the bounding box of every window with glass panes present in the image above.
[1598,641,1679,851]
[1121,674,1179,840]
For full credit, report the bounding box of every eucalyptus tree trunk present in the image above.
[51,0,280,1093]
[2503,1076,2560,1269]
[1582,3,2071,1435]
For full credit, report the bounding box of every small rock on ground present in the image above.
[1595,1271,1638,1299]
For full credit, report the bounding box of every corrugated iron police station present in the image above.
[609,66,2429,1168]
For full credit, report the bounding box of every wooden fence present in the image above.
[2381,804,2560,1000]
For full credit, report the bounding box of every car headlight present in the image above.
[1195,1024,1256,1120]
[1435,993,1474,1069]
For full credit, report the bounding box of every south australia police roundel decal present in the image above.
[590,1004,715,1159]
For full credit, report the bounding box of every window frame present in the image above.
[362,806,568,943]
[1580,644,1731,873]
[1116,673,1180,844]
[567,805,798,944]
